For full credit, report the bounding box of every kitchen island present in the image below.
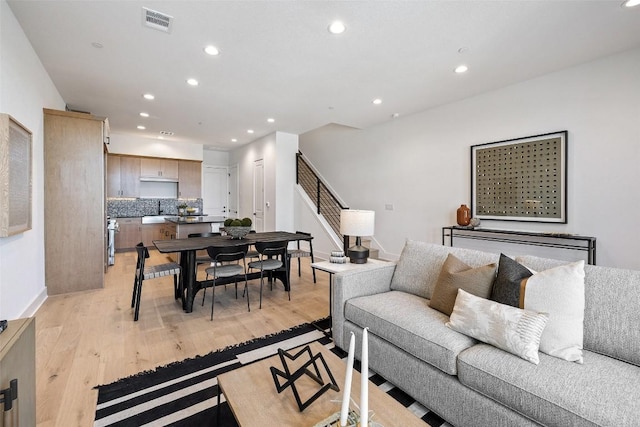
[164,216,226,262]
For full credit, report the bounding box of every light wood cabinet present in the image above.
[107,155,140,197]
[44,108,105,295]
[0,318,35,427]
[115,217,142,250]
[140,158,178,180]
[178,160,202,198]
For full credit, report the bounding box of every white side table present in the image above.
[311,259,395,333]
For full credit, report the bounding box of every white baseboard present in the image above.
[21,288,48,318]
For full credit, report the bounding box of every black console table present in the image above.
[442,226,597,265]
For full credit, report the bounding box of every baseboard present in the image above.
[21,288,48,318]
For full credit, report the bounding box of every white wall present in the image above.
[108,132,203,161]
[203,149,229,166]
[0,0,65,319]
[300,48,640,270]
[275,132,299,232]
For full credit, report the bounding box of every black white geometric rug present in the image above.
[94,318,448,426]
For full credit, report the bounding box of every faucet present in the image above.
[158,200,163,215]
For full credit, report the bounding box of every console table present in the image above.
[442,226,597,265]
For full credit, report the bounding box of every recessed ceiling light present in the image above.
[137,125,146,130]
[139,112,149,117]
[231,138,238,142]
[622,0,640,7]
[158,136,164,140]
[186,78,199,86]
[247,129,254,134]
[91,42,103,49]
[328,21,346,35]
[204,45,220,55]
[454,65,468,73]
[372,98,382,105]
[267,118,275,123]
[143,93,155,100]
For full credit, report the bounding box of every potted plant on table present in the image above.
[177,203,188,216]
[223,217,253,239]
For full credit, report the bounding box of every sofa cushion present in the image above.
[390,240,499,299]
[490,253,533,306]
[429,254,496,316]
[520,260,585,363]
[344,290,476,375]
[518,255,640,367]
[458,344,640,426]
[447,289,549,364]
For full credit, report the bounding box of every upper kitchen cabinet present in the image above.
[44,108,106,295]
[178,160,202,198]
[140,157,179,181]
[107,154,140,197]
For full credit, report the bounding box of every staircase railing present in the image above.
[296,152,348,238]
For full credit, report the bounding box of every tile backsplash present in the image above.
[107,198,203,218]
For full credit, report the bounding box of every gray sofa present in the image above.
[331,240,640,426]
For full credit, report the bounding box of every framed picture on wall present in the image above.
[471,131,567,223]
[0,114,33,237]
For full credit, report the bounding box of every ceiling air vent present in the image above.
[159,131,174,136]
[142,7,173,33]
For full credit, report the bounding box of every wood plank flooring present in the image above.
[33,249,329,426]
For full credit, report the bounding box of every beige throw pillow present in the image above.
[429,253,497,316]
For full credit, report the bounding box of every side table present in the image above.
[311,258,395,334]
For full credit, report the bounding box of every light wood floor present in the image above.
[33,250,329,427]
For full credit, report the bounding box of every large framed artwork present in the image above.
[0,114,32,237]
[471,131,567,223]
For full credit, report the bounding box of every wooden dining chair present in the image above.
[287,231,316,283]
[131,243,181,321]
[248,240,290,309]
[204,244,250,320]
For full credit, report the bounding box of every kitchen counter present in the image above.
[165,216,225,224]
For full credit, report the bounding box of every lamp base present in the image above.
[347,245,369,264]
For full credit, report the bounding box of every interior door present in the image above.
[253,159,264,232]
[203,165,228,218]
[228,164,239,218]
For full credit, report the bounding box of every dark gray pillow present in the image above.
[490,254,533,307]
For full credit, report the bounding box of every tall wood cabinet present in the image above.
[0,318,36,427]
[44,108,106,294]
[107,155,140,197]
[178,160,202,198]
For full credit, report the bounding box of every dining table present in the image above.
[154,231,314,313]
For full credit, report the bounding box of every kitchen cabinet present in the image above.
[115,217,142,250]
[44,108,105,294]
[178,160,202,198]
[107,155,140,197]
[0,318,36,427]
[141,223,174,247]
[140,157,179,181]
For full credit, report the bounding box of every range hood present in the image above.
[139,176,178,182]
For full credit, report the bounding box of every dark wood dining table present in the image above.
[154,231,314,313]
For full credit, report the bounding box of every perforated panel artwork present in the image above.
[471,131,567,223]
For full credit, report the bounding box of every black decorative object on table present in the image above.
[270,345,340,412]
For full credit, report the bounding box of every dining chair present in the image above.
[287,231,316,283]
[248,240,290,309]
[131,243,181,321]
[188,232,222,275]
[203,244,250,320]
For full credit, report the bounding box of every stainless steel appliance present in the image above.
[107,218,118,265]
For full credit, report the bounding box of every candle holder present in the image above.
[270,345,340,412]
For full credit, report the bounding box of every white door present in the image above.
[253,159,264,232]
[228,164,239,218]
[203,165,228,218]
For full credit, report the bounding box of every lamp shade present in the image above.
[340,210,375,236]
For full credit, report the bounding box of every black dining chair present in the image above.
[188,232,222,275]
[203,244,250,320]
[248,240,290,309]
[131,243,181,321]
[287,231,316,283]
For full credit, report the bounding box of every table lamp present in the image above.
[340,209,375,264]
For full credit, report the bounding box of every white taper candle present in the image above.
[340,332,356,426]
[360,327,369,426]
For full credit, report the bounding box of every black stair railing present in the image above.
[296,152,348,239]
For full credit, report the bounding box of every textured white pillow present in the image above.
[519,260,586,363]
[447,289,549,364]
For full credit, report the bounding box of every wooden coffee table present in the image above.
[217,341,428,426]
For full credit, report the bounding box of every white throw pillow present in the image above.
[519,260,586,363]
[447,289,549,364]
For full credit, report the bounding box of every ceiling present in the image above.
[8,1,640,151]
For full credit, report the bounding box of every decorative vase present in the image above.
[456,204,471,226]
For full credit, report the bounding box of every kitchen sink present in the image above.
[142,215,174,224]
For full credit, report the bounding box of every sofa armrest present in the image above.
[331,264,396,349]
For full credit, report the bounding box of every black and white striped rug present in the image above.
[94,318,448,426]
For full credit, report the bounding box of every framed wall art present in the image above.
[471,131,567,223]
[0,114,33,236]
